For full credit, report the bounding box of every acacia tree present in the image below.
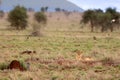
[55,8,61,12]
[81,8,120,32]
[106,7,118,19]
[98,13,112,32]
[105,7,120,32]
[81,9,97,32]
[95,8,120,32]
[8,6,28,30]
[41,6,48,12]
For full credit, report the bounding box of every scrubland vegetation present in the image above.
[0,6,120,80]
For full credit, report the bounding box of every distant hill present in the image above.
[1,0,84,12]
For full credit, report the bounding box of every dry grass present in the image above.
[0,12,120,80]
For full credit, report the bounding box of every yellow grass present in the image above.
[0,12,120,80]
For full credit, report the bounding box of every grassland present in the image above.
[0,12,120,80]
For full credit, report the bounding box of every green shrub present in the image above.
[34,12,47,24]
[0,63,8,70]
[8,5,28,30]
[0,78,9,80]
[19,60,29,70]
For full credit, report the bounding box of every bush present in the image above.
[8,6,28,30]
[34,12,47,24]
[81,9,97,32]
[19,60,29,70]
[0,63,8,70]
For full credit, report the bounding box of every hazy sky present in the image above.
[68,0,120,11]
[1,0,120,12]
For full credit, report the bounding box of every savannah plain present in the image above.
[0,12,120,80]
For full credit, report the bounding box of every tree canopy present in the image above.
[34,11,47,24]
[8,6,28,30]
[81,8,120,32]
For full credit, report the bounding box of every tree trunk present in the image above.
[91,21,94,32]
[110,26,113,32]
[101,26,104,32]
